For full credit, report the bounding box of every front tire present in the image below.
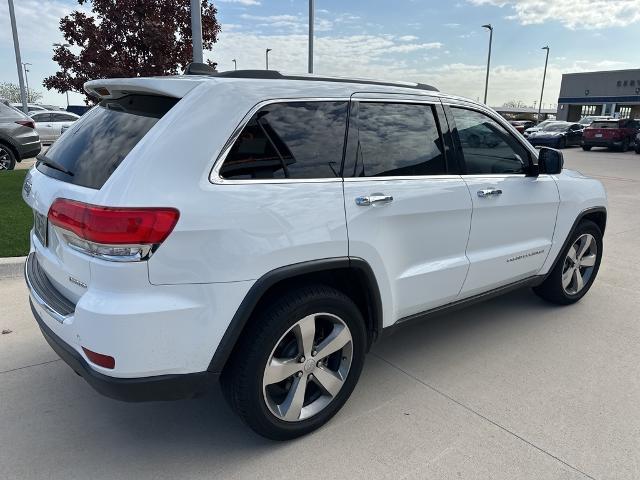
[0,143,16,171]
[582,145,592,151]
[533,220,602,305]
[221,285,366,440]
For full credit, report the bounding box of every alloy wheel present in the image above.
[562,233,597,295]
[262,312,353,422]
[0,147,10,170]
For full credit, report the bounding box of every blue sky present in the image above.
[1,0,639,106]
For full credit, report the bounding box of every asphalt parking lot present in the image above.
[1,147,639,480]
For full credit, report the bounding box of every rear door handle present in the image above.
[477,188,503,198]
[355,193,394,206]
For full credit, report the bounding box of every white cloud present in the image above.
[398,35,419,42]
[468,0,640,29]
[207,30,630,107]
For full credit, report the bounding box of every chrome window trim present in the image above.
[209,97,351,185]
[343,174,462,182]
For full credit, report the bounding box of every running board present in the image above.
[384,276,544,336]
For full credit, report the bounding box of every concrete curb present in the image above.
[0,256,27,279]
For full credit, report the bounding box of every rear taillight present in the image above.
[15,120,35,129]
[48,198,179,261]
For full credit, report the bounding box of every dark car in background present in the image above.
[523,119,558,138]
[582,119,640,151]
[635,132,640,154]
[509,120,535,134]
[527,122,584,149]
[0,101,41,170]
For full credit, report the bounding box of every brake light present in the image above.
[15,120,35,129]
[48,199,179,261]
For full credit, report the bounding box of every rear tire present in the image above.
[221,284,366,440]
[582,145,592,151]
[0,143,16,171]
[533,220,602,305]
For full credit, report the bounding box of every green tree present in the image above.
[0,82,43,104]
[44,0,221,103]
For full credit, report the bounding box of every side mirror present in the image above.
[538,147,564,175]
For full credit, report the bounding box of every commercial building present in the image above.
[556,68,640,121]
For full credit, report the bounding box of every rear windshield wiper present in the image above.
[36,154,74,176]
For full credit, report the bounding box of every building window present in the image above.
[618,106,632,119]
[581,105,598,116]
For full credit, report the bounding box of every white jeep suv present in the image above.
[23,67,607,440]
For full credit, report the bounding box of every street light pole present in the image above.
[538,46,550,123]
[232,59,237,70]
[8,0,28,114]
[265,48,272,70]
[308,0,314,74]
[482,24,493,105]
[22,63,31,103]
[190,0,203,63]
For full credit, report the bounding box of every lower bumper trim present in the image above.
[31,300,216,402]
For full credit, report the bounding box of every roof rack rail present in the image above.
[183,65,438,92]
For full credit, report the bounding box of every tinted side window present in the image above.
[53,113,76,122]
[220,101,348,180]
[32,113,51,122]
[345,102,446,177]
[451,108,529,175]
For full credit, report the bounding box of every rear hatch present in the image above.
[22,91,181,305]
[584,120,621,141]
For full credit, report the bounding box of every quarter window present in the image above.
[451,107,530,175]
[345,102,447,177]
[220,101,348,180]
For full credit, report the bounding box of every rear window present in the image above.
[36,94,177,189]
[590,121,618,129]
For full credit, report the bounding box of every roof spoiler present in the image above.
[184,62,217,76]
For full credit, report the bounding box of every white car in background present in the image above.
[30,110,79,144]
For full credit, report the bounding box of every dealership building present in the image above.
[556,68,640,121]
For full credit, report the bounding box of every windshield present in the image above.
[36,94,177,189]
[543,123,569,132]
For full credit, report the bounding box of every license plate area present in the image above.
[595,133,603,138]
[34,210,48,247]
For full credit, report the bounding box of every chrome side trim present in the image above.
[209,97,351,185]
[24,253,74,324]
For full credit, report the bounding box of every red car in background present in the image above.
[582,118,640,152]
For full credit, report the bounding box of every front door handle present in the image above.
[477,188,503,198]
[355,193,394,206]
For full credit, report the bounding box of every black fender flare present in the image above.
[207,257,382,374]
[545,206,607,277]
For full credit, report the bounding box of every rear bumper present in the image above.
[31,300,215,402]
[582,139,621,148]
[17,141,41,160]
